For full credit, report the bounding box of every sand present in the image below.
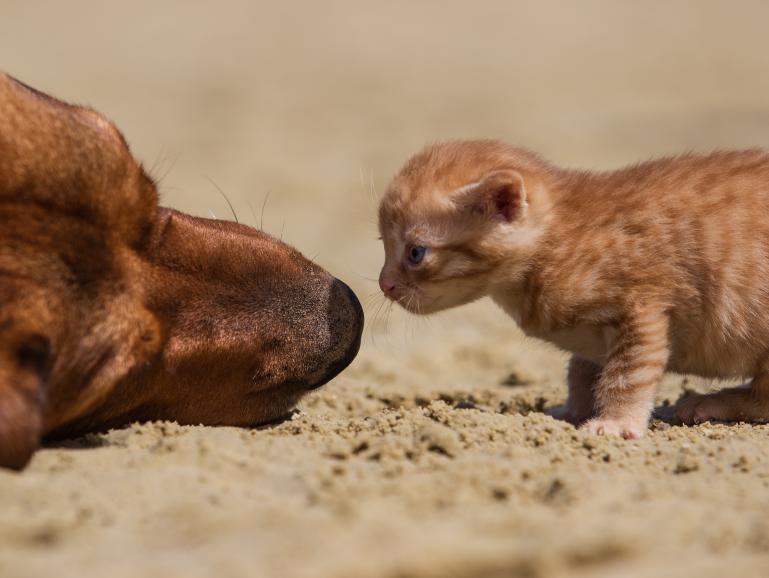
[3,1,769,576]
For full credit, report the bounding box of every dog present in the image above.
[0,72,363,469]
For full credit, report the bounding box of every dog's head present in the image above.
[0,73,362,469]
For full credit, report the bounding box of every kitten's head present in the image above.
[378,140,550,315]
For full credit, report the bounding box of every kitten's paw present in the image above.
[674,389,760,425]
[674,393,715,425]
[546,404,592,426]
[580,417,646,439]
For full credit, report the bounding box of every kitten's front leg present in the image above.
[548,355,600,425]
[581,307,669,439]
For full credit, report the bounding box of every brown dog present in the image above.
[0,73,363,469]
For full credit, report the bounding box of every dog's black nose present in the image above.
[306,278,363,390]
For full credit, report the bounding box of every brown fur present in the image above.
[0,73,363,469]
[379,139,769,438]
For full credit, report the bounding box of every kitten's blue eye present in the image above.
[407,245,427,265]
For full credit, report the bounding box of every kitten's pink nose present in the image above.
[379,273,398,298]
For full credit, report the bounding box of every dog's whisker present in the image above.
[205,176,239,224]
[247,201,259,229]
[148,150,164,179]
[260,191,272,231]
[150,150,179,187]
[158,154,179,185]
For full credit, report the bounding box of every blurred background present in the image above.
[4,2,769,577]
[5,0,769,313]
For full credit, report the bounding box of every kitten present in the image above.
[378,139,769,438]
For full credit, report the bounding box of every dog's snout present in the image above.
[306,278,363,390]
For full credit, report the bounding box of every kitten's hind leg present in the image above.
[547,355,600,425]
[675,374,769,425]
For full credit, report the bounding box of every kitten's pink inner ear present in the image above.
[477,170,526,222]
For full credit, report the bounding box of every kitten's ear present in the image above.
[0,331,49,470]
[454,170,527,223]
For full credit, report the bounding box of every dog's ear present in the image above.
[0,285,54,470]
[0,72,157,245]
[0,73,163,465]
[0,337,47,470]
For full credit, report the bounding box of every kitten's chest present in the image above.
[524,323,614,362]
[491,291,615,362]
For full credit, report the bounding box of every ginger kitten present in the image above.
[378,139,769,438]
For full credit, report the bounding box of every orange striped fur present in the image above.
[378,139,769,437]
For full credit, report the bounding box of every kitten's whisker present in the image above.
[359,167,369,204]
[364,299,381,346]
[369,297,383,323]
[383,301,395,336]
[403,294,417,343]
[363,297,383,310]
[378,298,394,346]
[362,293,385,311]
[361,290,381,302]
[359,167,380,208]
[353,272,380,284]
[369,169,379,203]
[412,296,423,335]
[367,295,389,347]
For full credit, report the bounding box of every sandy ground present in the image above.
[3,1,769,576]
